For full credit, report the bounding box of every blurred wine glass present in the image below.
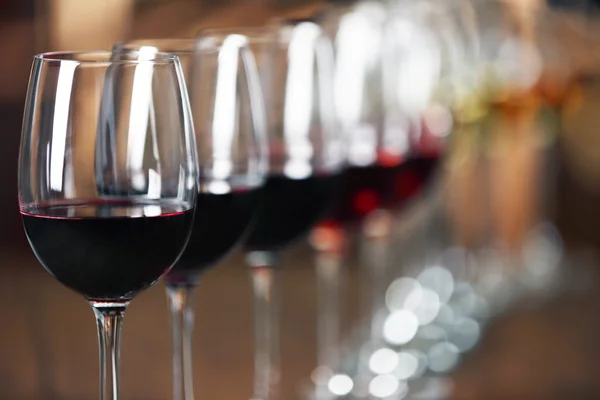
[114,37,268,400]
[293,0,458,398]
[199,20,342,400]
[19,50,197,400]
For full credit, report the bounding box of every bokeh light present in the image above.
[328,374,354,396]
[427,342,460,373]
[394,351,421,380]
[369,348,400,375]
[383,310,419,345]
[369,374,402,398]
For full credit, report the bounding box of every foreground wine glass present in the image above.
[201,21,341,400]
[114,36,268,400]
[18,51,197,400]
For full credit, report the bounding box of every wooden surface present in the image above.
[2,241,600,399]
[452,291,600,400]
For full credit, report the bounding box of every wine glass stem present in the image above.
[315,250,342,370]
[366,237,389,339]
[360,213,392,341]
[166,284,196,400]
[91,303,127,400]
[249,258,280,400]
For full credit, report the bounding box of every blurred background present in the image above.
[7,0,600,399]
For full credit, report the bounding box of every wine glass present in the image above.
[200,20,342,400]
[113,37,268,400]
[313,0,448,375]
[18,50,197,400]
[303,0,478,397]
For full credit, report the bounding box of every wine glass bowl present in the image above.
[117,37,268,285]
[19,50,197,302]
[321,1,582,398]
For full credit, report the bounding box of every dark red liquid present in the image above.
[327,155,440,226]
[245,174,339,252]
[21,201,193,301]
[166,188,260,284]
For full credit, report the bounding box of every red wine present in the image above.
[166,188,260,284]
[328,155,440,225]
[245,175,339,252]
[21,201,193,301]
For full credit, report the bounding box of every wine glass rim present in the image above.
[34,50,180,64]
[199,26,277,44]
[114,39,198,54]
